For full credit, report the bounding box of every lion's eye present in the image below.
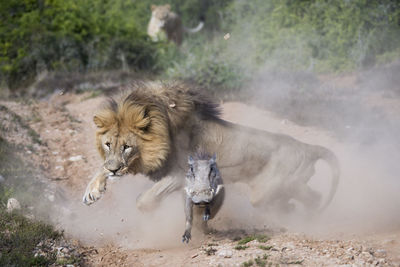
[105,142,111,148]
[123,144,130,150]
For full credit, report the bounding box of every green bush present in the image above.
[0,0,159,89]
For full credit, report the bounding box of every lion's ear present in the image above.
[93,115,105,128]
[165,4,171,10]
[151,4,156,11]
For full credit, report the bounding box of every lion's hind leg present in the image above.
[293,184,322,211]
[248,155,291,208]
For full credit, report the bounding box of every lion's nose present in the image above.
[108,166,121,175]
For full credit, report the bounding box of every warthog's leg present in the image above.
[182,196,193,243]
[203,206,210,221]
[82,170,108,205]
[136,176,183,212]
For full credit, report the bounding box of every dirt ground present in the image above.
[2,87,400,266]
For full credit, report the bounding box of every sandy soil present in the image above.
[3,90,400,266]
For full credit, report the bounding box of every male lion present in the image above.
[147,4,204,45]
[83,82,339,213]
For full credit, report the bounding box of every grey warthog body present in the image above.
[182,152,224,243]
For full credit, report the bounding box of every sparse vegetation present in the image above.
[287,260,304,265]
[238,234,270,245]
[0,208,61,266]
[235,245,249,250]
[242,259,254,267]
[259,245,273,251]
[255,255,268,267]
[238,236,256,245]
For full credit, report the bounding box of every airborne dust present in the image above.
[46,10,400,249]
[49,63,400,249]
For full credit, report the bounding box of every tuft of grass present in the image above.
[234,245,249,250]
[254,254,269,267]
[287,260,304,265]
[238,236,256,245]
[238,234,270,245]
[258,245,273,250]
[256,235,270,243]
[242,259,254,267]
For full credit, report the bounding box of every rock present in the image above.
[47,194,55,202]
[217,249,233,258]
[7,198,21,212]
[68,155,83,162]
[374,249,386,258]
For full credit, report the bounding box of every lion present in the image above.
[82,81,339,214]
[147,4,204,46]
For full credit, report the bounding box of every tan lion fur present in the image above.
[83,81,340,214]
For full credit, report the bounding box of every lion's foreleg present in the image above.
[82,170,108,205]
[136,176,183,212]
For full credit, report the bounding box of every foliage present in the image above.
[0,0,159,89]
[1,0,399,93]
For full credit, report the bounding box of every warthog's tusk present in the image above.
[215,184,224,195]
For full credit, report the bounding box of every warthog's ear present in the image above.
[188,155,194,165]
[209,153,216,165]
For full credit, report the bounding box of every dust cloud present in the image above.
[51,66,400,249]
[53,175,186,249]
[240,64,400,235]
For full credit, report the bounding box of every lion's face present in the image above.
[93,94,171,176]
[98,127,140,176]
[151,4,171,27]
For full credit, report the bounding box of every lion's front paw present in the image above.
[82,179,106,205]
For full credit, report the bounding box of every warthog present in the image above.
[182,152,224,243]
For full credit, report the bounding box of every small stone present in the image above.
[47,194,55,202]
[217,249,233,258]
[7,198,21,212]
[68,155,83,162]
[374,249,386,258]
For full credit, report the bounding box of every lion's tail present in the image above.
[316,146,340,212]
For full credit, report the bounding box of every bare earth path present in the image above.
[3,91,400,266]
